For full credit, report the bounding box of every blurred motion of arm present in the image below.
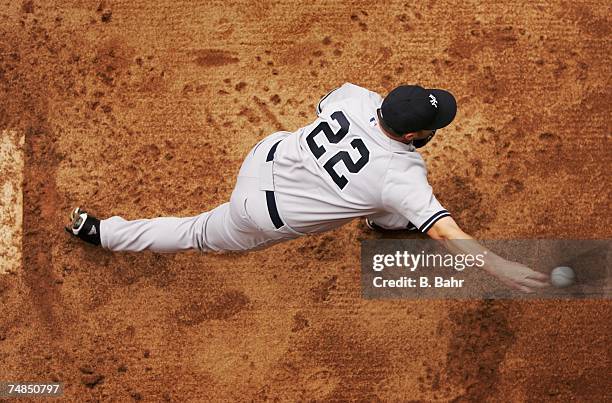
[427,217,549,293]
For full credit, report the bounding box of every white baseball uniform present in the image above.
[100,83,450,253]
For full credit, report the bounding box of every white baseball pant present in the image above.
[99,131,303,253]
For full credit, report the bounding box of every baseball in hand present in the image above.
[550,266,575,288]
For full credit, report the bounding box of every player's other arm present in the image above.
[427,216,549,293]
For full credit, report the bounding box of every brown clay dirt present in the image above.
[1,0,611,401]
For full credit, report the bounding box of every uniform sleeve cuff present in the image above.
[419,210,451,233]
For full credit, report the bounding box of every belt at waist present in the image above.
[265,140,284,229]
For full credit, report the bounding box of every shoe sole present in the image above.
[65,207,85,235]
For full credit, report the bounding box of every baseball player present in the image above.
[65,83,549,292]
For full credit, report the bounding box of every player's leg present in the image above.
[66,207,210,252]
[67,196,287,253]
[65,131,298,252]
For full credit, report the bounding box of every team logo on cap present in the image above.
[429,94,438,108]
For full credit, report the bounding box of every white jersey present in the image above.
[273,82,450,234]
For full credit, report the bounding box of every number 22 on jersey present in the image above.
[306,111,370,190]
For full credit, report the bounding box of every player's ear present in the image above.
[402,132,417,142]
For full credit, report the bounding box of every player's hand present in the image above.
[487,259,550,293]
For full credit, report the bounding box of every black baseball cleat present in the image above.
[65,207,101,246]
[364,218,419,233]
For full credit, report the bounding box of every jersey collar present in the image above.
[370,116,416,152]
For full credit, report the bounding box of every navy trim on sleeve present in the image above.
[316,87,338,114]
[419,210,451,233]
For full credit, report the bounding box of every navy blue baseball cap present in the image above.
[378,85,457,135]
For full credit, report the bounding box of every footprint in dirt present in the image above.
[193,49,239,67]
